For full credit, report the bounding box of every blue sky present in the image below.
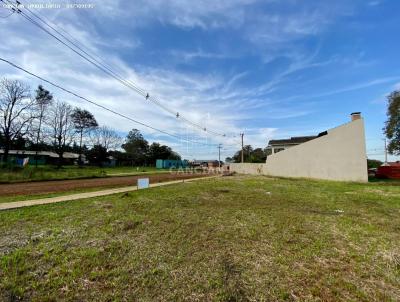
[1,0,399,160]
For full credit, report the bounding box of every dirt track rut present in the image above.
[0,173,209,196]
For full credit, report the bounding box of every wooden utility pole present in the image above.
[240,133,244,163]
[384,138,388,164]
[218,144,222,168]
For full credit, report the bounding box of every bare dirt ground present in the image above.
[0,173,211,196]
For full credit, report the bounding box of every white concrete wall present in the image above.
[229,163,266,175]
[229,118,368,182]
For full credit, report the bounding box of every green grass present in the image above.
[0,166,168,183]
[1,175,400,301]
[369,176,400,184]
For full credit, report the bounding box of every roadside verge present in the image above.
[0,175,218,211]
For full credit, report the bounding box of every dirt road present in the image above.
[0,173,210,196]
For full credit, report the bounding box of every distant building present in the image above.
[229,112,368,182]
[190,160,221,168]
[156,159,189,169]
[376,161,400,179]
[101,156,117,167]
[265,134,327,155]
[0,150,81,165]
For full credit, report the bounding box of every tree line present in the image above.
[384,90,400,156]
[0,78,180,167]
[226,145,267,163]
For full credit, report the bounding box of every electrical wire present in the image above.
[0,0,15,18]
[7,0,233,139]
[0,57,221,147]
[22,4,148,96]
[3,0,242,148]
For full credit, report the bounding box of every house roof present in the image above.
[268,136,318,146]
[0,150,80,159]
[191,160,219,164]
[387,161,400,166]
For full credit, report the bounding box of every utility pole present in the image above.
[218,144,222,169]
[384,138,388,164]
[240,133,244,163]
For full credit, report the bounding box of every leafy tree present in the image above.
[47,101,75,167]
[69,141,89,155]
[122,129,149,165]
[86,144,108,167]
[384,90,400,155]
[109,150,134,166]
[231,145,267,163]
[71,108,98,165]
[0,79,36,163]
[367,159,383,169]
[10,135,30,150]
[232,145,253,162]
[250,148,266,163]
[0,131,4,148]
[232,150,242,163]
[33,85,53,166]
[148,142,181,165]
[33,140,53,152]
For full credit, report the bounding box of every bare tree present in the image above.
[47,100,74,167]
[0,79,35,163]
[91,126,122,151]
[33,85,53,167]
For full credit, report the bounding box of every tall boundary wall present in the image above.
[229,118,368,182]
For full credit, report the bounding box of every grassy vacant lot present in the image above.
[0,166,166,183]
[1,176,400,301]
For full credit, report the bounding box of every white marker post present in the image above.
[137,178,150,190]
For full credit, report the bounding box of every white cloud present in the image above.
[169,49,235,62]
[369,81,400,104]
[0,16,255,158]
[0,0,367,159]
[306,76,400,101]
[368,1,382,6]
[244,127,277,148]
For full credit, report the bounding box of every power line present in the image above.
[16,4,223,139]
[7,0,232,139]
[21,4,146,100]
[0,57,220,147]
[15,9,147,98]
[22,4,148,96]
[0,0,16,17]
[3,0,242,148]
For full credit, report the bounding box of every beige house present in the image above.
[229,112,368,182]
